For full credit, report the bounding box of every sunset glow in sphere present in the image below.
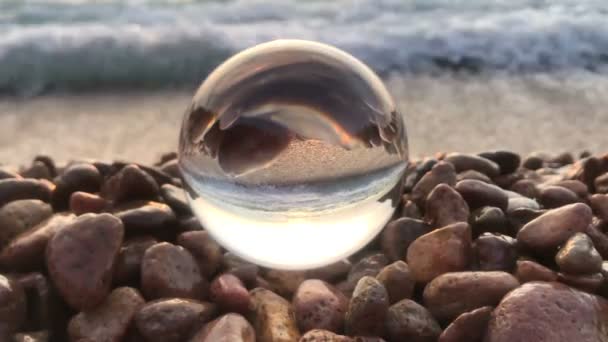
[178,40,408,270]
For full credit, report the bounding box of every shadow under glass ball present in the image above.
[179,39,408,270]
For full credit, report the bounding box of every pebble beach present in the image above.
[1,150,608,341]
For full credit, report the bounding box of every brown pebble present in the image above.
[478,150,521,174]
[0,213,75,271]
[515,259,558,283]
[400,199,422,219]
[585,222,608,260]
[190,313,255,342]
[474,233,517,272]
[51,163,102,210]
[345,276,388,337]
[14,272,62,336]
[135,298,217,342]
[411,161,457,207]
[457,170,492,183]
[113,236,158,285]
[13,331,49,342]
[161,183,191,216]
[177,231,223,278]
[0,168,20,180]
[306,260,352,283]
[0,274,26,337]
[222,253,259,287]
[539,185,579,208]
[210,273,251,314]
[375,261,414,304]
[522,154,544,170]
[69,192,106,215]
[0,199,52,248]
[506,207,545,233]
[21,161,53,180]
[0,178,51,207]
[510,179,539,199]
[485,282,608,342]
[102,164,160,203]
[438,306,493,342]
[553,180,589,198]
[556,233,602,275]
[470,206,508,237]
[299,329,353,342]
[455,180,508,211]
[596,172,608,194]
[249,288,301,342]
[517,203,592,252]
[425,184,470,228]
[114,201,176,232]
[407,222,472,283]
[341,253,388,296]
[589,194,608,221]
[558,272,604,293]
[262,269,307,298]
[293,279,347,334]
[46,213,124,311]
[423,271,519,321]
[566,156,604,192]
[444,153,500,177]
[68,287,144,342]
[380,218,430,262]
[385,299,441,342]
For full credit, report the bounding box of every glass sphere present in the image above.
[178,39,408,270]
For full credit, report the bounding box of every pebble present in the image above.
[102,164,160,203]
[114,201,176,232]
[407,222,472,283]
[411,161,457,206]
[423,271,519,321]
[566,156,604,192]
[522,154,544,170]
[478,150,521,174]
[515,259,558,283]
[596,172,608,194]
[68,287,145,342]
[340,253,388,296]
[262,269,308,298]
[400,199,422,219]
[46,213,124,311]
[221,253,259,287]
[380,218,430,262]
[299,329,353,342]
[161,183,191,216]
[0,274,26,337]
[506,196,540,214]
[177,231,223,278]
[21,161,53,180]
[510,179,539,199]
[444,153,500,177]
[589,194,608,221]
[14,272,60,336]
[33,155,57,177]
[425,184,470,228]
[113,236,158,285]
[0,178,51,207]
[141,242,208,300]
[51,163,102,210]
[210,273,251,314]
[0,213,75,271]
[306,260,352,283]
[438,306,493,342]
[375,261,415,304]
[557,272,604,293]
[485,282,608,342]
[506,208,545,234]
[455,180,508,211]
[585,222,608,260]
[135,298,217,342]
[516,203,593,252]
[553,180,589,198]
[474,233,518,272]
[539,185,579,208]
[345,276,388,337]
[292,279,347,333]
[249,288,301,342]
[0,168,19,180]
[456,170,492,183]
[69,191,107,215]
[556,233,602,274]
[470,207,508,236]
[0,199,52,247]
[385,299,441,342]
[549,152,575,166]
[13,331,49,342]
[190,313,255,342]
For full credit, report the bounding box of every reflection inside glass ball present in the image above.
[179,39,408,270]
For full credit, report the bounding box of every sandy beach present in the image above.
[1,72,607,167]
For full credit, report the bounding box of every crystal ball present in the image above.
[178,39,408,270]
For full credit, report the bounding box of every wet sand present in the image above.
[1,72,607,167]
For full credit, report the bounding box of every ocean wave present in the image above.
[2,0,608,95]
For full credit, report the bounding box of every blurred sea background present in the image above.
[1,0,608,165]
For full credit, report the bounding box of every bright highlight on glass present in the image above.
[178,39,408,270]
